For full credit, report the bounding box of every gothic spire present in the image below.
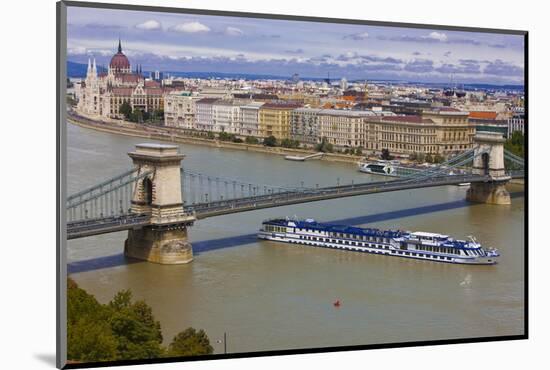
[118,37,122,53]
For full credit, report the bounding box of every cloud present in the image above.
[68,46,88,55]
[444,51,452,57]
[404,59,434,73]
[448,38,481,46]
[170,21,210,33]
[135,20,162,30]
[82,23,123,30]
[225,26,243,36]
[412,51,422,56]
[484,60,523,76]
[284,48,304,54]
[360,55,403,64]
[428,31,447,42]
[435,61,481,74]
[344,32,369,40]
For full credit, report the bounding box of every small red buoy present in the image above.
[333,300,341,307]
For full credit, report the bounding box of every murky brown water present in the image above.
[67,123,525,354]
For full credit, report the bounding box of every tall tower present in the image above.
[125,143,196,264]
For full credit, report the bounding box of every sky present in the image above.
[67,7,525,85]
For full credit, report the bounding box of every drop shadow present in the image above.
[34,353,57,367]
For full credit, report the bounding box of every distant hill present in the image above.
[66,61,523,91]
[67,61,107,78]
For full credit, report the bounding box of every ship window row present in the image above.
[298,235,391,249]
[294,236,454,261]
[414,244,461,255]
[298,229,390,243]
[394,250,452,261]
[264,225,286,233]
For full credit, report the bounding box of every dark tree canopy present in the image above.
[263,135,277,147]
[168,328,214,357]
[67,278,212,362]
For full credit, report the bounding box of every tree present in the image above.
[433,153,444,164]
[263,135,277,147]
[280,138,300,148]
[67,279,118,362]
[381,148,392,160]
[355,147,362,156]
[206,131,215,140]
[167,328,213,357]
[505,131,524,158]
[425,153,434,163]
[66,278,212,362]
[315,137,333,153]
[129,109,143,123]
[153,109,164,122]
[409,152,417,161]
[119,101,132,120]
[245,136,259,145]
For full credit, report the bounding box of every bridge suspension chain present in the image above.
[180,168,308,205]
[67,168,153,223]
[400,148,476,181]
[401,149,485,183]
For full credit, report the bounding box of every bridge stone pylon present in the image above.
[124,143,196,264]
[466,131,511,205]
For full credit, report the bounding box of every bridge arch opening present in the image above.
[482,153,490,175]
[143,177,153,205]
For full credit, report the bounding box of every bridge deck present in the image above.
[65,173,527,239]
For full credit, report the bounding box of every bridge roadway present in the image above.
[67,172,523,240]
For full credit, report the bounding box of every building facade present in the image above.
[212,100,242,133]
[290,108,323,145]
[507,108,525,138]
[318,110,376,148]
[259,102,303,139]
[195,98,219,131]
[164,91,199,129]
[76,40,179,119]
[240,102,264,137]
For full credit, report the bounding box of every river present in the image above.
[67,122,525,354]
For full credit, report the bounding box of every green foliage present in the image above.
[206,131,215,140]
[263,135,277,147]
[505,131,524,158]
[153,109,164,121]
[129,109,143,123]
[245,136,259,144]
[232,137,244,143]
[167,328,214,357]
[67,278,212,363]
[433,154,444,164]
[218,132,236,141]
[381,148,393,160]
[280,138,300,148]
[142,111,151,122]
[355,147,362,156]
[315,137,333,153]
[425,153,434,163]
[119,101,132,120]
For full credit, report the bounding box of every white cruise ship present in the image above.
[258,218,499,265]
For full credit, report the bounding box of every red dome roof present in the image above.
[110,52,130,70]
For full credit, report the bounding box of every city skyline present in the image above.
[67,7,525,85]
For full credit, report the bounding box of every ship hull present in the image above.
[258,231,497,265]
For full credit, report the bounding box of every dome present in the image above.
[109,39,130,71]
[110,52,130,70]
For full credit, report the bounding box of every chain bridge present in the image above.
[66,131,524,264]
